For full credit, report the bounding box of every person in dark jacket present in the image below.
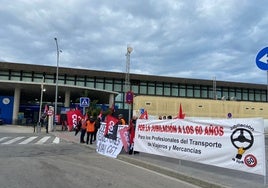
[93,117,101,142]
[74,119,82,136]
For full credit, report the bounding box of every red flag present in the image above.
[66,109,83,131]
[139,110,148,119]
[129,120,135,145]
[104,115,119,136]
[177,103,185,119]
[119,126,130,152]
[98,110,103,119]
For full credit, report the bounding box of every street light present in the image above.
[54,37,60,131]
[37,77,45,133]
[125,45,133,124]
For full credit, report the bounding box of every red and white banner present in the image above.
[104,115,119,140]
[66,109,83,131]
[134,118,266,176]
[96,123,123,158]
[119,126,130,152]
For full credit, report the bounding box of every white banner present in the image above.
[134,118,266,176]
[96,123,124,158]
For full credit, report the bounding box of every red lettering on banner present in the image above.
[204,125,224,136]
[138,123,224,137]
[182,126,194,134]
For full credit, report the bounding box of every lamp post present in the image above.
[54,37,60,131]
[36,77,45,133]
[125,45,133,124]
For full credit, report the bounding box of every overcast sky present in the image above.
[1,0,268,84]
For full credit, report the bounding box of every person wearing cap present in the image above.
[118,114,126,125]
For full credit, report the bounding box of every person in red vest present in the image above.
[86,116,95,145]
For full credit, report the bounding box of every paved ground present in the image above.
[1,124,267,188]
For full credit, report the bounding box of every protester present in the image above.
[86,116,95,144]
[80,117,87,143]
[93,117,101,142]
[129,116,139,155]
[41,112,48,133]
[118,114,126,125]
[74,118,82,136]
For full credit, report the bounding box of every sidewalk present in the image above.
[2,125,266,188]
[51,129,267,188]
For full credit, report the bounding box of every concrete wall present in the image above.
[133,95,268,119]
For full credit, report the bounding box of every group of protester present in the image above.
[74,116,101,145]
[74,113,139,155]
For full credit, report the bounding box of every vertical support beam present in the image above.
[109,94,114,108]
[64,90,70,107]
[12,87,20,124]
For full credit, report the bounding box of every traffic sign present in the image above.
[80,97,90,107]
[126,91,134,104]
[256,47,268,71]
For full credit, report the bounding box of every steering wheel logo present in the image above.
[230,128,254,159]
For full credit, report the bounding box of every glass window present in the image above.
[222,88,228,99]
[76,76,85,86]
[58,75,65,84]
[0,70,9,80]
[248,89,254,101]
[242,89,248,101]
[179,85,186,97]
[236,89,242,101]
[86,77,94,88]
[45,74,54,83]
[66,76,75,85]
[115,93,123,102]
[261,90,266,102]
[156,83,163,95]
[229,89,235,100]
[255,90,261,101]
[201,86,208,98]
[140,82,147,94]
[194,86,201,98]
[95,79,104,90]
[33,73,43,82]
[164,83,170,96]
[186,85,193,97]
[208,87,214,99]
[96,82,104,90]
[114,80,122,92]
[216,88,221,99]
[132,85,139,94]
[105,82,113,91]
[171,83,178,97]
[148,82,155,95]
[22,72,32,82]
[10,71,21,81]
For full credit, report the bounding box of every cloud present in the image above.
[0,0,268,84]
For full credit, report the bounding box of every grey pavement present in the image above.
[1,124,267,188]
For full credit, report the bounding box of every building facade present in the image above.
[0,62,267,124]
